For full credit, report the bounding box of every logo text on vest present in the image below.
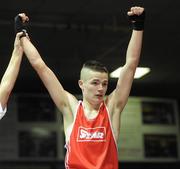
[77,126,106,142]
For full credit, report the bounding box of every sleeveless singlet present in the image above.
[65,101,118,169]
[0,103,6,120]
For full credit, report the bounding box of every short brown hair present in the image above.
[82,60,108,73]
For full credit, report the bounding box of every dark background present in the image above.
[0,0,180,98]
[0,0,180,168]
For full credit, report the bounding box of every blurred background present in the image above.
[0,0,180,169]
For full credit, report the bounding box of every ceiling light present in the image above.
[110,67,151,79]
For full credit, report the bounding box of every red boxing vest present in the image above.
[65,101,118,169]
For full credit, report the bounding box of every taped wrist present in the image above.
[128,11,145,30]
[14,15,28,37]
